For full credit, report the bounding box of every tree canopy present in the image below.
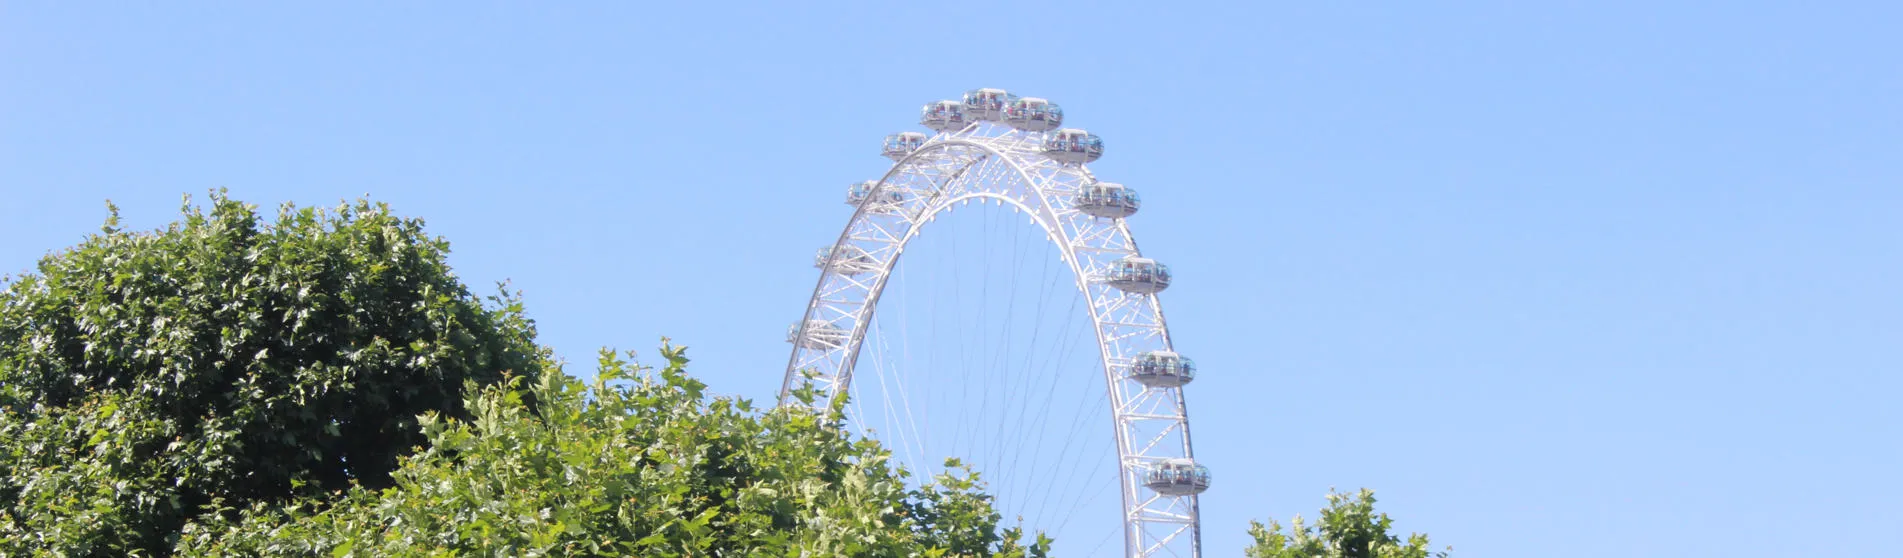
[1245,489,1450,558]
[0,192,1444,556]
[179,345,1050,557]
[0,194,1050,557]
[0,194,543,554]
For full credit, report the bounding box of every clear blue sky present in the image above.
[3,2,1898,556]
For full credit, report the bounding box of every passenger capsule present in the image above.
[1101,256,1171,294]
[920,100,970,132]
[1004,97,1064,132]
[1143,459,1211,496]
[1074,182,1140,219]
[1129,351,1195,388]
[787,320,850,350]
[962,88,1018,121]
[882,132,929,161]
[814,245,877,276]
[846,180,907,211]
[1042,128,1103,164]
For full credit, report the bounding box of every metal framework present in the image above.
[780,93,1204,558]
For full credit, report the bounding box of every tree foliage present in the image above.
[0,193,543,555]
[0,193,1047,556]
[0,191,1445,557]
[178,345,1050,557]
[1246,489,1449,558]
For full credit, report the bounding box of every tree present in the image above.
[0,193,543,555]
[1246,489,1450,558]
[178,344,1051,557]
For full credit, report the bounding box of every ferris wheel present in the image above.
[781,89,1208,558]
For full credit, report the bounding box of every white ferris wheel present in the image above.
[781,89,1208,557]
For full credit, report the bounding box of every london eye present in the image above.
[782,89,1208,557]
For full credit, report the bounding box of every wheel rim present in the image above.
[782,99,1204,558]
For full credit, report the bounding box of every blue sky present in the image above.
[3,2,1899,555]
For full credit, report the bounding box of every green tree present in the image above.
[1246,489,1449,558]
[0,193,543,555]
[178,344,1051,557]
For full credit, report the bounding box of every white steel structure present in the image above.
[781,89,1207,558]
